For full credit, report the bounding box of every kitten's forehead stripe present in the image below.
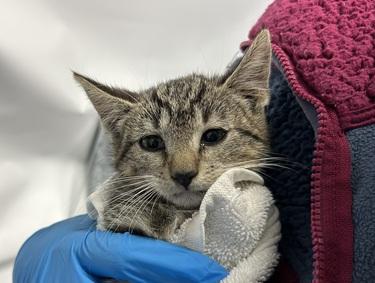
[152,89,173,118]
[202,105,211,124]
[149,90,161,128]
[189,77,204,101]
[146,75,215,130]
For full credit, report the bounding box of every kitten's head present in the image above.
[75,30,271,212]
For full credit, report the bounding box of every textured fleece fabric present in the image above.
[266,62,314,282]
[245,0,375,131]
[347,125,375,283]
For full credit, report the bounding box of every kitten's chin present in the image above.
[168,191,205,209]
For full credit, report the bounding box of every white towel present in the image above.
[169,168,281,282]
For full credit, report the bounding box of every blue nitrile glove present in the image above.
[13,214,228,283]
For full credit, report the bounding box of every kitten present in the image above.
[74,30,272,240]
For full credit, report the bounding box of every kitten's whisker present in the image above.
[107,194,131,232]
[223,160,296,171]
[102,177,153,188]
[98,186,150,208]
[111,203,133,233]
[107,180,153,190]
[121,188,155,233]
[221,165,279,183]
[107,184,152,213]
[223,162,262,170]
[256,162,297,171]
[143,189,159,217]
[127,189,157,233]
[256,156,307,168]
[138,190,159,222]
[96,178,155,194]
[96,186,146,198]
[118,187,156,219]
[104,187,154,231]
[150,193,161,217]
[111,175,154,181]
[91,181,152,205]
[109,188,150,233]
[100,174,153,186]
[256,170,283,184]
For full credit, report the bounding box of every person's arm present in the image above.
[13,214,228,283]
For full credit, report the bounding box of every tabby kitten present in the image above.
[75,30,272,240]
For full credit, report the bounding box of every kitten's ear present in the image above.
[73,72,137,133]
[223,29,272,108]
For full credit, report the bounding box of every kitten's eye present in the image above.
[201,128,227,146]
[139,135,165,152]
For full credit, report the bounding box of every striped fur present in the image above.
[75,30,272,239]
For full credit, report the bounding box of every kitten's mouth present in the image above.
[168,190,206,209]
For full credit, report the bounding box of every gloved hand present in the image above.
[13,214,228,283]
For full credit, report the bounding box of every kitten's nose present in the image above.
[172,171,197,189]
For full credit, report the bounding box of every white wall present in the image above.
[0,0,272,281]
